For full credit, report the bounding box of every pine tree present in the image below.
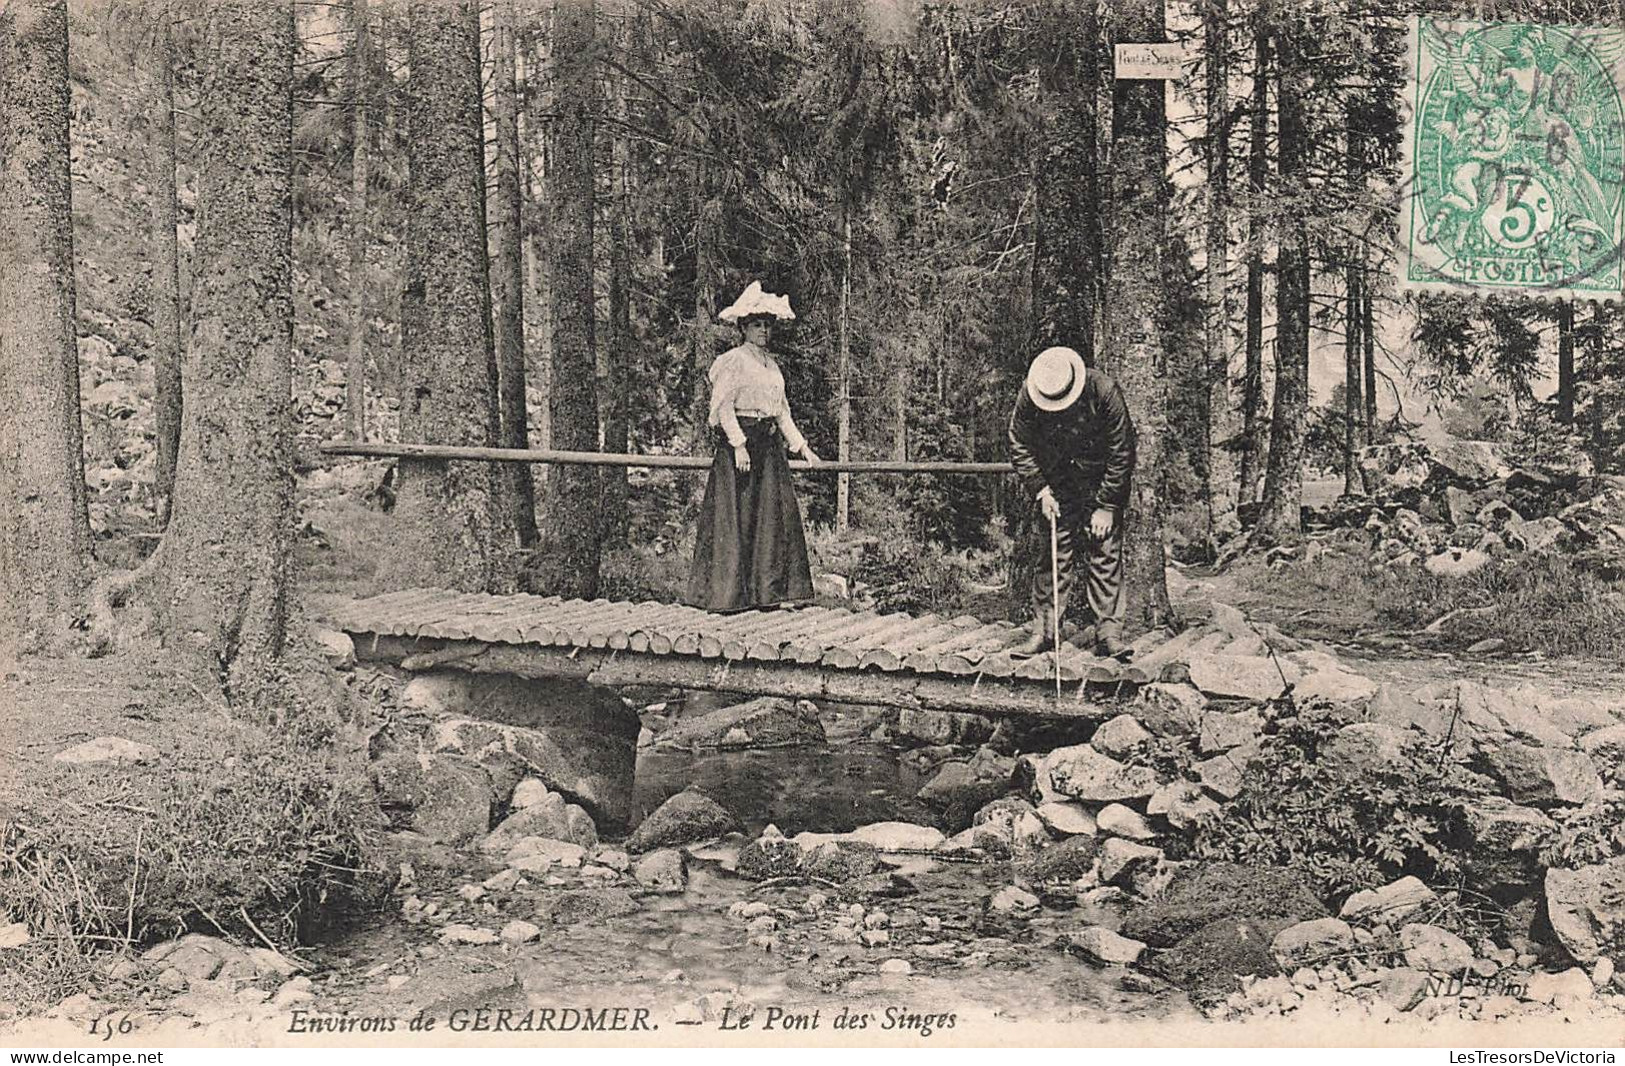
[0,0,93,653]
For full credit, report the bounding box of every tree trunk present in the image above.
[1344,260,1363,496]
[156,0,294,700]
[1557,299,1575,423]
[600,19,633,548]
[1362,291,1376,442]
[1100,0,1172,636]
[1344,121,1364,497]
[0,0,92,653]
[1028,0,1101,362]
[1255,16,1309,545]
[1237,19,1269,511]
[530,0,601,598]
[390,0,511,593]
[1203,0,1235,543]
[688,161,717,449]
[521,16,553,453]
[1011,0,1101,621]
[149,8,182,527]
[490,0,538,545]
[836,204,853,531]
[345,0,371,441]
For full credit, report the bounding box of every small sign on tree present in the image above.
[1114,42,1192,80]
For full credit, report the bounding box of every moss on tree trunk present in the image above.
[0,0,92,652]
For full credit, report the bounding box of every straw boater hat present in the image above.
[1025,346,1087,412]
[718,281,796,324]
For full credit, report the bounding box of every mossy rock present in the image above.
[1147,916,1292,1006]
[1118,862,1328,948]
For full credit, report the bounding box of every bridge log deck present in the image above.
[323,589,1223,720]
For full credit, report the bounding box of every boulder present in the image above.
[988,886,1040,914]
[1443,486,1477,529]
[423,675,640,829]
[1359,443,1434,496]
[372,753,493,846]
[534,887,641,925]
[1034,801,1098,838]
[1096,803,1156,841]
[1132,683,1207,737]
[1545,859,1625,965]
[1271,918,1354,968]
[625,788,739,853]
[1097,838,1161,887]
[631,849,688,894]
[1578,724,1625,761]
[1119,863,1327,948]
[843,822,946,852]
[1186,655,1286,701]
[737,826,804,880]
[312,628,356,669]
[1476,499,1523,533]
[500,920,541,945]
[1193,741,1261,800]
[1459,682,1574,748]
[654,696,826,751]
[1048,745,1160,803]
[1379,967,1430,1012]
[1289,661,1379,705]
[972,797,1048,852]
[894,709,994,747]
[505,836,586,872]
[1198,710,1262,755]
[1090,714,1153,759]
[1523,967,1595,1006]
[482,791,597,854]
[1424,547,1491,578]
[1322,722,1413,779]
[1428,438,1511,486]
[801,840,881,883]
[1459,797,1555,891]
[1145,781,1221,830]
[1339,876,1436,924]
[1017,836,1100,885]
[1070,927,1145,966]
[1400,923,1473,972]
[1477,743,1604,807]
[53,736,157,766]
[510,778,552,809]
[1148,917,1287,1006]
[916,758,1012,831]
[1365,685,1455,738]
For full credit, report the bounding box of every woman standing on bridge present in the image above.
[688,282,821,612]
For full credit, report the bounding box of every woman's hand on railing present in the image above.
[799,445,821,464]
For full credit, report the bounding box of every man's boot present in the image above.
[1095,624,1132,661]
[1012,624,1053,658]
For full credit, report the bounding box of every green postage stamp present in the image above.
[1401,17,1625,300]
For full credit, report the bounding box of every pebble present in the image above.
[746,916,778,937]
[861,930,891,947]
[438,925,500,946]
[500,920,541,945]
[730,901,772,921]
[805,893,828,912]
[827,925,859,944]
[989,886,1039,914]
[879,959,913,975]
[482,870,521,893]
[864,911,891,929]
[1593,958,1615,989]
[457,884,486,902]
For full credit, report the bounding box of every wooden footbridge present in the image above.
[320,588,1238,720]
[315,441,1253,720]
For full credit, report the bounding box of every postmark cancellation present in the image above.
[1400,17,1625,302]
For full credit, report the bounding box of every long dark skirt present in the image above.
[687,418,813,612]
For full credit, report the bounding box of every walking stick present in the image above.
[1049,508,1062,700]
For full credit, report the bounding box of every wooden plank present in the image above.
[528,598,615,644]
[860,617,986,672]
[626,603,699,652]
[395,592,493,638]
[781,609,887,663]
[350,589,463,636]
[484,595,568,643]
[824,614,942,670]
[464,594,564,643]
[693,608,799,659]
[335,587,446,630]
[355,635,1123,721]
[917,622,1021,675]
[570,601,653,648]
[745,607,844,659]
[640,605,712,655]
[975,650,1019,678]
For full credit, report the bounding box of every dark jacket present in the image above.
[1008,368,1137,513]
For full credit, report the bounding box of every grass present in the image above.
[0,649,388,1017]
[1228,547,1625,659]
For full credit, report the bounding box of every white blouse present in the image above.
[706,343,807,453]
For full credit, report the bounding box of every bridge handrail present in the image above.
[319,440,1016,476]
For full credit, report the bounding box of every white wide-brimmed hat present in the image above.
[718,280,795,324]
[1025,346,1087,412]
